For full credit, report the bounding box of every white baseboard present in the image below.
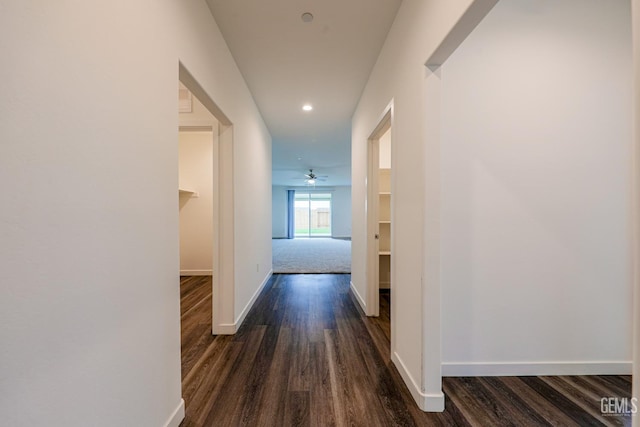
[442,361,633,377]
[164,398,185,427]
[350,281,366,313]
[233,269,273,331]
[392,352,445,412]
[215,323,237,335]
[180,269,212,276]
[214,270,273,335]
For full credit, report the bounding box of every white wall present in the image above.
[179,131,214,275]
[272,185,288,238]
[178,4,273,329]
[440,0,632,375]
[271,186,352,239]
[331,186,352,238]
[379,127,391,169]
[0,1,271,426]
[354,0,632,408]
[352,0,479,410]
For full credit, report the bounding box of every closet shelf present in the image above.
[179,188,199,198]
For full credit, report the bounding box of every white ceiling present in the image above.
[206,0,402,187]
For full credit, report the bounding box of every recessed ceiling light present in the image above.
[302,104,313,111]
[301,12,314,23]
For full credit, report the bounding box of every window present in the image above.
[294,192,331,237]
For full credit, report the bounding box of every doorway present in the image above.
[178,63,235,338]
[179,126,215,276]
[178,81,218,356]
[366,105,393,320]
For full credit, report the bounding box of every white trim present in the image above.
[163,399,185,427]
[216,270,273,334]
[421,63,445,415]
[179,269,212,276]
[442,361,633,377]
[392,352,445,412]
[350,280,366,312]
[419,0,500,415]
[216,323,237,335]
[233,270,273,330]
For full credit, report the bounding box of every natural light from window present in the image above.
[294,192,331,238]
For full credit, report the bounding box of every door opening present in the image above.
[178,62,236,340]
[366,105,393,324]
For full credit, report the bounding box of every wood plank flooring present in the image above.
[179,274,633,426]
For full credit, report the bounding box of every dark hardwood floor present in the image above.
[179,274,632,426]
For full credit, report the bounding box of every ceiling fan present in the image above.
[304,169,328,185]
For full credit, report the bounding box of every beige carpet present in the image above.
[272,238,351,273]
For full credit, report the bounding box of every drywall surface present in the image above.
[440,0,632,373]
[331,186,352,238]
[379,127,391,169]
[0,1,271,425]
[176,0,273,329]
[179,131,214,274]
[352,0,475,406]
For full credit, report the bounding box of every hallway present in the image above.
[180,275,631,426]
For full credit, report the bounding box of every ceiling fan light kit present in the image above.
[304,169,327,185]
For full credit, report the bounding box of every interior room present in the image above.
[271,184,352,274]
